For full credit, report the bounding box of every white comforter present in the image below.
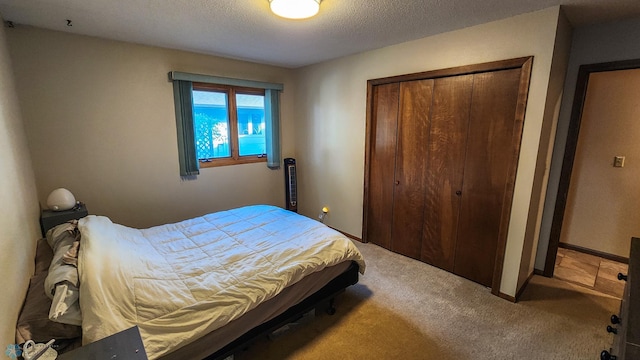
[77,205,365,359]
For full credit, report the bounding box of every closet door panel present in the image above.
[454,68,522,287]
[391,79,434,259]
[367,83,400,249]
[421,75,473,271]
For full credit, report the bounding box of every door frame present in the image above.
[362,56,533,296]
[543,58,640,276]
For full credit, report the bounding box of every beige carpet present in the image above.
[235,242,619,360]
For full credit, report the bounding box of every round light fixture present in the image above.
[269,0,321,20]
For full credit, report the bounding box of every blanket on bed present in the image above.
[77,205,365,359]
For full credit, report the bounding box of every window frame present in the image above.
[192,82,267,168]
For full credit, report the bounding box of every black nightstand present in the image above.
[57,326,148,360]
[39,203,88,237]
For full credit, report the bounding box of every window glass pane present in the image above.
[236,93,266,157]
[193,90,230,159]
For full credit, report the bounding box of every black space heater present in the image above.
[284,158,298,212]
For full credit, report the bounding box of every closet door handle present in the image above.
[455,190,462,196]
[395,181,400,185]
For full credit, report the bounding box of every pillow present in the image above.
[16,239,81,344]
[44,222,82,326]
[49,283,82,325]
[34,238,53,275]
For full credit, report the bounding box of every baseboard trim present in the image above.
[559,242,629,264]
[498,292,516,303]
[498,271,535,303]
[514,271,535,302]
[331,227,362,243]
[533,269,545,276]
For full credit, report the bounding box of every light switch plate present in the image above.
[614,156,625,168]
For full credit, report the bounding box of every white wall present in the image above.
[518,9,572,289]
[0,18,41,349]
[7,27,296,228]
[536,16,640,269]
[293,7,562,297]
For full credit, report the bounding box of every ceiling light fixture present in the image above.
[269,0,321,20]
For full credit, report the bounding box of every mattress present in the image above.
[161,261,353,359]
[77,205,365,359]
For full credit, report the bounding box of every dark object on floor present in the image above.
[57,326,147,360]
[599,237,640,360]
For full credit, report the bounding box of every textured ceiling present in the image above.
[1,0,639,68]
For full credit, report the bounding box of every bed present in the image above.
[18,204,365,360]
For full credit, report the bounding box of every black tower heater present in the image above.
[284,158,298,212]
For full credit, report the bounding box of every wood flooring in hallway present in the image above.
[554,247,628,299]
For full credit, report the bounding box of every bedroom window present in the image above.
[192,84,266,166]
[170,71,283,175]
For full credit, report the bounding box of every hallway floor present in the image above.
[554,247,628,299]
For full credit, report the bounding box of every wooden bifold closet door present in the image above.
[392,79,434,259]
[421,74,473,272]
[363,57,532,291]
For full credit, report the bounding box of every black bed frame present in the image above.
[204,261,360,360]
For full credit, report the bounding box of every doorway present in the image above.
[545,59,640,277]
